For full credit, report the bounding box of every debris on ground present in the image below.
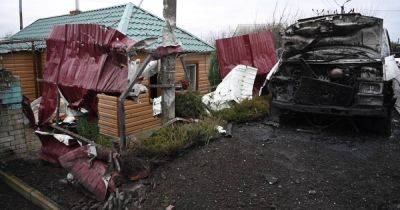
[264,174,279,185]
[2,113,400,209]
[262,120,280,128]
[308,190,317,195]
[296,128,318,134]
[225,123,233,137]
[141,114,400,209]
[166,204,175,210]
[216,125,227,135]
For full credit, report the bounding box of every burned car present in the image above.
[269,13,394,135]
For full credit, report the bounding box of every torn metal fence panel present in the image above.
[216,30,277,91]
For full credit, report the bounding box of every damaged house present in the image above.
[0,3,214,137]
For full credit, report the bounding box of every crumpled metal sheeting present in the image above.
[38,24,136,125]
[37,134,79,164]
[38,83,58,125]
[59,145,116,201]
[37,131,118,201]
[203,65,257,111]
[216,31,277,91]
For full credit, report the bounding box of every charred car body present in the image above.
[269,14,394,134]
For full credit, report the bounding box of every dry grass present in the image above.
[123,95,271,159]
[212,96,271,123]
[129,117,224,157]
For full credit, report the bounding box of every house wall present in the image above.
[98,52,212,137]
[1,50,212,138]
[1,51,39,100]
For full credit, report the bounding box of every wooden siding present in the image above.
[1,51,37,100]
[175,53,211,94]
[2,50,211,137]
[98,53,211,137]
[98,93,162,137]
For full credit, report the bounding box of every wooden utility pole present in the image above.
[339,0,351,14]
[160,0,178,122]
[19,0,23,30]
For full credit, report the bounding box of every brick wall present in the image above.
[0,68,27,158]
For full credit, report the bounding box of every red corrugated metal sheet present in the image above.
[38,24,136,125]
[216,31,277,91]
[59,145,116,201]
[38,135,79,164]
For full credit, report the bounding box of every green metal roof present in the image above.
[0,3,214,53]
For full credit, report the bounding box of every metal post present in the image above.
[31,42,40,98]
[19,0,23,30]
[161,0,178,123]
[118,55,152,151]
[75,0,80,11]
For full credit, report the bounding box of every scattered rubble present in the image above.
[264,174,279,185]
[308,190,317,195]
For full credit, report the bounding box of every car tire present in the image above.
[373,114,392,137]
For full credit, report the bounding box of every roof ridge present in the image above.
[10,3,128,40]
[130,4,214,50]
[31,3,128,22]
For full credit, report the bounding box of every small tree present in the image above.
[208,51,221,90]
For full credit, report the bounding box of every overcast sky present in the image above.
[0,0,399,41]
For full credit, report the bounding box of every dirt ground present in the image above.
[0,160,99,210]
[0,180,40,210]
[143,113,400,209]
[1,113,400,209]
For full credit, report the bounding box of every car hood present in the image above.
[282,14,386,59]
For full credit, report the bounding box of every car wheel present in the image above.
[373,114,392,137]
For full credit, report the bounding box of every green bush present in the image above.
[75,117,114,147]
[133,118,223,157]
[176,91,207,118]
[212,96,270,123]
[76,117,99,141]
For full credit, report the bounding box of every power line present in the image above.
[333,0,341,7]
[322,0,334,8]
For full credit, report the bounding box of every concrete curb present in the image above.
[0,170,61,210]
